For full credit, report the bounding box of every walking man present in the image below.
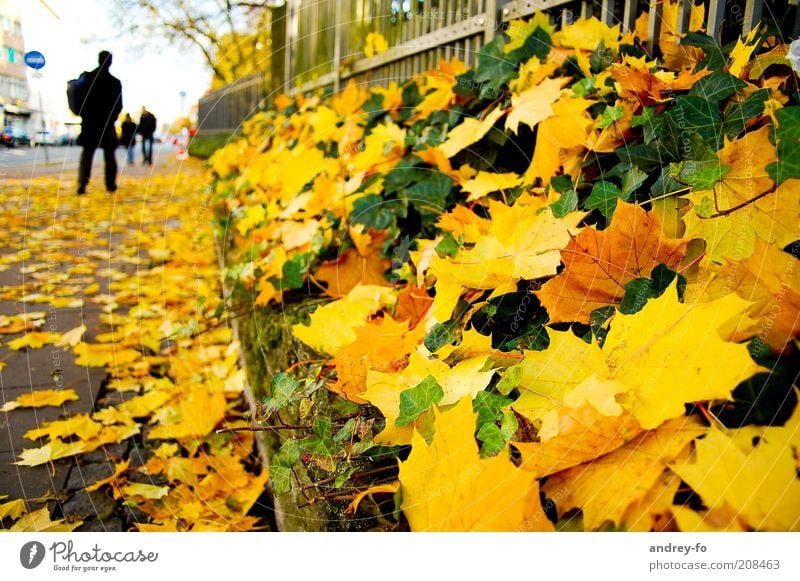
[76,50,123,194]
[120,113,137,165]
[138,107,157,165]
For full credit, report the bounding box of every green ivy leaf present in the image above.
[670,96,723,150]
[689,71,747,102]
[599,105,624,129]
[722,88,768,139]
[621,165,648,198]
[766,106,800,185]
[396,376,444,426]
[678,160,730,189]
[269,439,302,496]
[585,181,624,219]
[423,319,460,352]
[262,373,300,417]
[550,188,578,218]
[401,172,453,220]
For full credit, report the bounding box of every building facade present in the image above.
[0,0,31,131]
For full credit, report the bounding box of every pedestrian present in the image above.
[75,50,123,194]
[138,107,157,165]
[120,113,137,165]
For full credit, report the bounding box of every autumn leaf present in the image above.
[363,351,494,445]
[672,406,800,530]
[315,231,392,298]
[543,417,706,530]
[505,77,569,135]
[292,284,397,354]
[0,497,27,520]
[2,388,80,412]
[346,482,399,515]
[537,202,689,324]
[15,438,87,467]
[707,240,800,350]
[9,507,82,532]
[439,106,505,159]
[431,196,583,290]
[364,32,388,58]
[684,126,799,262]
[398,398,553,531]
[459,171,522,202]
[329,316,424,404]
[515,405,643,478]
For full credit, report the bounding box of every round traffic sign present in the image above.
[24,50,46,70]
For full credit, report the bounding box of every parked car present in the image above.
[34,131,59,146]
[59,134,77,146]
[1,127,32,147]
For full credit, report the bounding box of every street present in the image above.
[0,141,176,180]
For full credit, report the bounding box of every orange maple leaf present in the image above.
[537,201,689,324]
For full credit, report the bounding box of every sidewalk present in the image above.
[0,151,268,531]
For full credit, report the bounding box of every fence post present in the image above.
[707,0,725,41]
[484,0,498,42]
[333,0,344,92]
[601,0,615,26]
[647,0,664,55]
[743,0,764,34]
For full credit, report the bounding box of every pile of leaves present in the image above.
[209,5,800,531]
[0,173,266,531]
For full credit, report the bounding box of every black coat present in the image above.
[120,120,137,147]
[77,66,122,148]
[138,112,157,138]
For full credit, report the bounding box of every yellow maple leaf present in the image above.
[236,205,266,236]
[121,482,169,500]
[672,408,800,530]
[10,507,82,532]
[7,331,57,350]
[398,398,553,531]
[15,438,87,466]
[55,324,86,347]
[553,16,621,52]
[729,26,760,78]
[431,197,583,290]
[1,388,80,412]
[685,127,799,262]
[439,106,505,159]
[505,77,568,134]
[543,417,705,530]
[148,387,226,442]
[84,459,130,492]
[292,284,397,354]
[364,32,388,58]
[504,14,555,53]
[0,497,27,520]
[362,351,495,446]
[459,171,522,202]
[527,94,593,185]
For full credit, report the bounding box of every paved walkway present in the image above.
[0,149,266,531]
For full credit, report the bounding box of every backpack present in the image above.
[66,72,90,116]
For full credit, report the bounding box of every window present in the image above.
[7,47,14,63]
[13,21,21,36]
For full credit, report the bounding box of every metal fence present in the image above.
[196,0,799,134]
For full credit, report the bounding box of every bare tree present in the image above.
[107,0,273,87]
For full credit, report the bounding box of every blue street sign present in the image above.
[24,51,46,70]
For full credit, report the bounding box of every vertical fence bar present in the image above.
[707,0,725,41]
[675,0,691,36]
[647,0,663,54]
[484,0,497,41]
[743,0,764,34]
[601,0,615,25]
[333,0,343,91]
[622,0,636,32]
[581,0,592,19]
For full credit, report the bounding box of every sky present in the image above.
[20,0,211,131]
